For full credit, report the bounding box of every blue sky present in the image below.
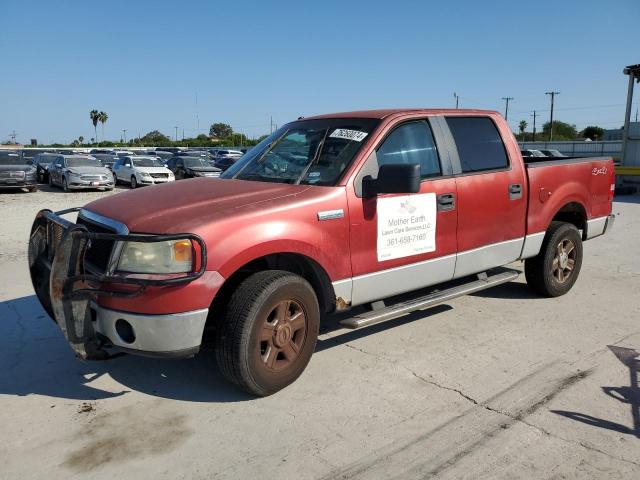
[0,0,638,143]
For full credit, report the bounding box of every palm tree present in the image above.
[518,120,528,142]
[98,111,108,141]
[90,110,100,143]
[78,136,84,144]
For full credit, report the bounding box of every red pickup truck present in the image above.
[28,109,615,395]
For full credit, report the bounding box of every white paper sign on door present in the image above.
[377,193,436,261]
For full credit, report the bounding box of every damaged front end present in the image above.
[27,208,207,360]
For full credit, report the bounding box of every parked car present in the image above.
[115,150,136,158]
[211,149,243,171]
[0,150,37,191]
[112,156,175,188]
[32,152,59,183]
[166,156,221,179]
[540,149,567,157]
[28,108,615,396]
[47,154,114,191]
[91,153,118,170]
[152,150,174,162]
[521,149,547,157]
[155,147,182,154]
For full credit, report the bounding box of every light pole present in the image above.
[453,92,460,109]
[174,126,178,142]
[122,129,127,144]
[545,91,560,141]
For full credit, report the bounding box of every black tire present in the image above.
[48,174,53,187]
[525,221,583,297]
[215,270,319,396]
[28,186,37,192]
[62,177,69,192]
[130,175,137,189]
[113,172,118,185]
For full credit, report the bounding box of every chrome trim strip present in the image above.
[317,209,345,221]
[454,237,524,278]
[331,278,353,305]
[519,232,545,259]
[586,215,608,240]
[351,254,456,306]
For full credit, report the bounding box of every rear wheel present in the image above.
[525,221,583,297]
[215,270,319,396]
[130,175,137,189]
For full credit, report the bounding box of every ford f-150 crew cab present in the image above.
[28,109,616,396]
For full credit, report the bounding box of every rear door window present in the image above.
[445,117,509,173]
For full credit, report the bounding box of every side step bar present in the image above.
[339,268,520,329]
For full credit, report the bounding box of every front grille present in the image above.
[81,175,106,181]
[150,173,168,179]
[76,217,116,273]
[0,171,25,179]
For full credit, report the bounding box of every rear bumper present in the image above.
[92,304,208,357]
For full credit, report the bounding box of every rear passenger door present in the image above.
[444,116,527,278]
[348,118,458,306]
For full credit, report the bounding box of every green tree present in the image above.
[542,121,578,141]
[518,120,528,141]
[140,130,172,146]
[89,110,100,143]
[98,111,108,139]
[581,125,605,141]
[209,122,233,138]
[78,136,84,144]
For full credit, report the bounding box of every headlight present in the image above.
[117,239,193,273]
[139,171,152,178]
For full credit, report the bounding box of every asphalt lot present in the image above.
[1,185,639,479]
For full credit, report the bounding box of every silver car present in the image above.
[48,155,114,191]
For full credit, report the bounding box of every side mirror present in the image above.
[363,163,421,197]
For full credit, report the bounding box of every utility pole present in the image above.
[8,130,18,144]
[174,126,178,142]
[270,116,274,134]
[530,110,538,142]
[122,129,127,143]
[501,97,514,120]
[545,91,560,141]
[453,92,460,109]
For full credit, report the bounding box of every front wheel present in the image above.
[215,271,319,396]
[525,221,583,297]
[130,175,137,189]
[62,177,70,192]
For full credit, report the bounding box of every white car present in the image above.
[112,156,175,188]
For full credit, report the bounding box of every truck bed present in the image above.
[524,156,615,236]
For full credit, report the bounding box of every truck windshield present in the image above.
[221,118,379,185]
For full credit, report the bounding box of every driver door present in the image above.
[347,118,458,306]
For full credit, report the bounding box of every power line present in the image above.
[545,91,560,140]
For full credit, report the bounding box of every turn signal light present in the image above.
[173,240,193,262]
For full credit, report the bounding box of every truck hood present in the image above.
[83,178,311,233]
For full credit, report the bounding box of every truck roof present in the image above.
[304,108,500,120]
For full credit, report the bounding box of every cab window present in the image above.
[376,121,441,179]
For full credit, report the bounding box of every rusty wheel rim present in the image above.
[258,299,307,372]
[551,238,576,283]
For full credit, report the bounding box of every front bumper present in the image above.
[138,176,174,185]
[27,208,207,359]
[92,304,208,357]
[0,179,37,188]
[67,178,113,189]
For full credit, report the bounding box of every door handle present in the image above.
[509,184,522,200]
[437,193,456,211]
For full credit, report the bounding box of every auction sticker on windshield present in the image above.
[377,193,436,261]
[329,129,368,142]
